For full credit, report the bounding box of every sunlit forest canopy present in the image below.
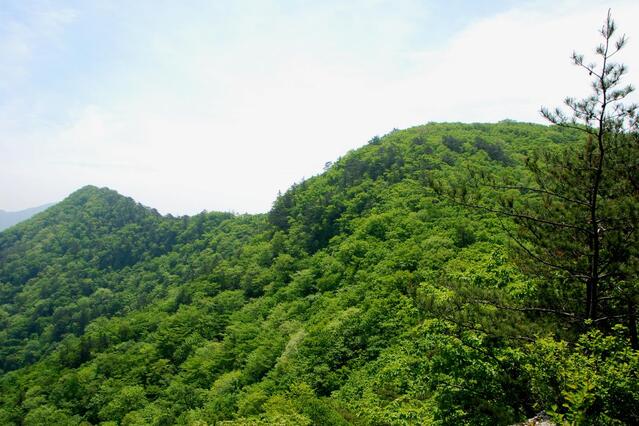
[1,121,637,425]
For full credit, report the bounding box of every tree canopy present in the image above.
[1,12,638,426]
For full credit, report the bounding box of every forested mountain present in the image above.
[1,121,636,425]
[0,203,55,232]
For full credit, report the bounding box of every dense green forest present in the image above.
[1,14,638,425]
[0,119,637,425]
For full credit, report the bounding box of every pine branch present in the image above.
[497,217,589,282]
[444,195,589,232]
[470,299,578,319]
[479,183,590,207]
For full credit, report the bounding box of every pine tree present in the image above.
[440,11,639,345]
[536,10,638,335]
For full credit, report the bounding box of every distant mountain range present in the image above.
[0,203,55,231]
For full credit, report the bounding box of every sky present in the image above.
[1,0,638,215]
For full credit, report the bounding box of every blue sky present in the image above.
[1,0,638,215]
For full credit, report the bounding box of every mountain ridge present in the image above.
[0,202,56,232]
[0,121,636,425]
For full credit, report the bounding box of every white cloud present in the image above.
[1,0,638,214]
[387,1,639,125]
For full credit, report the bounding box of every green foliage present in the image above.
[527,326,639,425]
[473,136,512,165]
[439,13,639,350]
[0,122,636,425]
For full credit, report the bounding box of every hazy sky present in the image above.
[1,0,638,215]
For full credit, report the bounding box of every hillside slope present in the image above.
[0,122,636,425]
[0,186,234,372]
